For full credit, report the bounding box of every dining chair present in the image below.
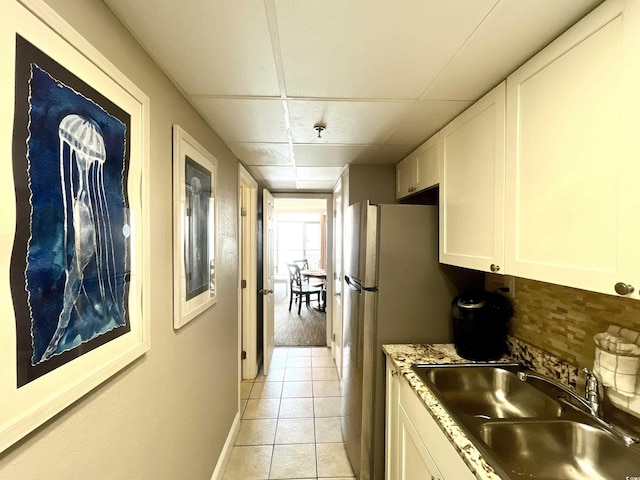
[287,263,322,315]
[293,259,309,270]
[293,258,323,288]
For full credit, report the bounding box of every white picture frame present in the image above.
[173,125,217,329]
[0,0,150,453]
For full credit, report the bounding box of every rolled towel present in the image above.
[608,325,640,345]
[594,332,640,355]
[594,347,640,396]
[593,326,640,397]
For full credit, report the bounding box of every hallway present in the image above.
[223,347,355,480]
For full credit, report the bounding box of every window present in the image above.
[276,213,322,275]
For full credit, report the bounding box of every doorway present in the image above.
[273,195,332,347]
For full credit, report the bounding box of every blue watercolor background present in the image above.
[27,64,129,364]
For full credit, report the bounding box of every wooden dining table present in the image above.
[300,269,327,312]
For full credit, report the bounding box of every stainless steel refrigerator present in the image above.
[341,201,482,480]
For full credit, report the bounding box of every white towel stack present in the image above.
[593,326,640,397]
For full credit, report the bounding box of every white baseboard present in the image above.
[210,411,241,480]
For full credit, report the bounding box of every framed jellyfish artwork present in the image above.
[0,0,149,453]
[172,125,217,329]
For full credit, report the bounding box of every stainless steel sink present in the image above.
[410,363,640,480]
[479,420,640,480]
[412,364,563,420]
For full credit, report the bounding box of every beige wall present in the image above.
[344,164,396,206]
[0,1,239,478]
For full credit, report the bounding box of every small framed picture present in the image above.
[172,125,217,329]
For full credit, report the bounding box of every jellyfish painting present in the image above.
[11,38,132,385]
[185,158,211,299]
[35,114,125,363]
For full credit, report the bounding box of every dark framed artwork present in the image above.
[1,0,149,453]
[173,125,217,329]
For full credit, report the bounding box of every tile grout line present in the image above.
[229,347,351,479]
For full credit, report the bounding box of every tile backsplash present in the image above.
[485,275,640,370]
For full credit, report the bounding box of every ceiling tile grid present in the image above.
[104,0,604,191]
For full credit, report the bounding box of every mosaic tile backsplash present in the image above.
[486,275,640,371]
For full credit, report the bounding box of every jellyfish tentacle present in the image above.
[39,113,119,363]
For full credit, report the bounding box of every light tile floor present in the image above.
[223,347,356,480]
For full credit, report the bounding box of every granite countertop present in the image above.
[383,343,509,480]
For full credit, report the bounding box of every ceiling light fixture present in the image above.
[313,123,326,138]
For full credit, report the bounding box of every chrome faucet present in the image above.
[516,370,596,415]
[583,368,601,416]
[518,368,640,446]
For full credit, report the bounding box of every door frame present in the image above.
[331,178,344,378]
[239,165,258,380]
[272,192,334,346]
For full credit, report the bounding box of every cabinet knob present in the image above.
[614,282,634,295]
[490,264,500,273]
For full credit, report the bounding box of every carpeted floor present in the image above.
[274,282,326,346]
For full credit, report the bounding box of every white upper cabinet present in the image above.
[439,82,506,273]
[504,0,640,297]
[396,152,418,200]
[396,134,439,200]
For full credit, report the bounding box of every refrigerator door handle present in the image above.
[345,275,362,293]
[345,275,378,293]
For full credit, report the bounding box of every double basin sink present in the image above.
[411,363,640,480]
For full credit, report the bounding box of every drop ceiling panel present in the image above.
[195,98,289,142]
[227,142,293,166]
[422,0,603,100]
[261,178,299,191]
[351,145,416,165]
[296,180,337,191]
[105,0,280,96]
[296,167,344,181]
[250,165,297,181]
[287,100,413,143]
[275,0,499,99]
[293,145,379,167]
[385,100,472,145]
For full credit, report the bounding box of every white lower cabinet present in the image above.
[386,361,474,480]
[397,404,442,480]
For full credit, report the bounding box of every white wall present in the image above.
[0,0,239,478]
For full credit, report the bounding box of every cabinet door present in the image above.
[439,82,506,273]
[385,361,400,480]
[398,405,441,480]
[396,154,418,199]
[416,134,439,192]
[504,0,640,297]
[397,379,475,480]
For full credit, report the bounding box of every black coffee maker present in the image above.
[451,290,512,361]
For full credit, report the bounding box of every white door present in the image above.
[239,167,258,380]
[332,179,343,378]
[262,188,275,375]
